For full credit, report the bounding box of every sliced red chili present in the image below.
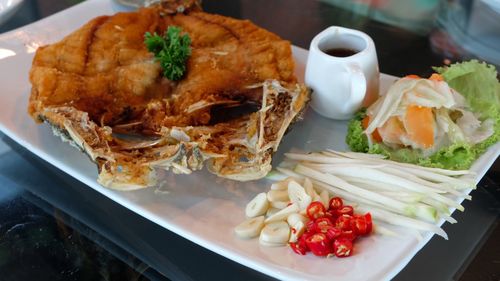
[289,199,371,258]
[351,213,374,236]
[333,238,353,257]
[328,197,343,210]
[315,217,333,231]
[324,210,337,223]
[306,220,316,233]
[305,233,332,256]
[335,214,352,231]
[289,242,307,255]
[306,201,326,220]
[339,230,357,241]
[325,226,342,240]
[364,213,373,235]
[350,216,369,235]
[335,205,354,216]
[298,231,313,249]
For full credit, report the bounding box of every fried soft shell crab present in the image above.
[28,0,310,189]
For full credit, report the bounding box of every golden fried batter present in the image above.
[28,1,309,189]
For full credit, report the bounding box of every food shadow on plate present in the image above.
[272,108,351,165]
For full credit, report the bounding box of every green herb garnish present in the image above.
[144,26,191,81]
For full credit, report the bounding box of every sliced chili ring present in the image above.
[315,217,333,232]
[328,197,343,210]
[335,214,352,231]
[333,238,353,257]
[351,215,369,236]
[306,201,326,220]
[305,233,332,256]
[325,226,342,240]
[364,213,373,235]
[289,242,307,255]
[335,205,354,216]
[339,230,357,241]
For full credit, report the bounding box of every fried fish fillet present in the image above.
[28,1,309,189]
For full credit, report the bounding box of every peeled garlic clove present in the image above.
[245,192,269,217]
[271,177,300,191]
[265,203,300,223]
[259,221,290,245]
[289,221,306,243]
[234,216,265,239]
[267,189,289,202]
[271,201,288,210]
[266,207,280,218]
[258,238,286,247]
[288,180,312,211]
[287,213,309,226]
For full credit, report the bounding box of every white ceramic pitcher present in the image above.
[306,26,380,120]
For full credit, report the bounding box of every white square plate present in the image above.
[0,0,498,280]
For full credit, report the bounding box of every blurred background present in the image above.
[320,0,500,70]
[2,0,500,70]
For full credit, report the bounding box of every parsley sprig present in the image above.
[144,26,191,81]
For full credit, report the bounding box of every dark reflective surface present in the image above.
[0,196,152,281]
[0,0,498,280]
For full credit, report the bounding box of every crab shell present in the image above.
[37,80,309,190]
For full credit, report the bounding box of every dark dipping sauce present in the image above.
[324,48,358,57]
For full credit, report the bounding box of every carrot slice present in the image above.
[405,74,420,79]
[404,105,435,149]
[429,73,444,81]
[362,116,382,142]
[377,116,406,146]
[362,116,369,129]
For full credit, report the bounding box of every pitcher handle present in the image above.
[345,64,366,110]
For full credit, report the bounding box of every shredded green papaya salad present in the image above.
[346,60,500,170]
